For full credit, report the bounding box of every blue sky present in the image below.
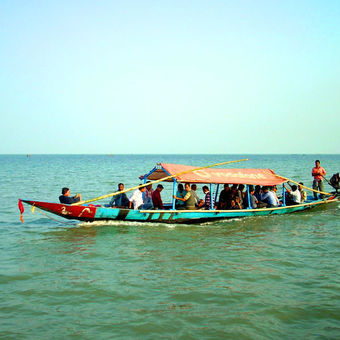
[1,0,339,154]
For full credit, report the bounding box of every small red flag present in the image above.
[18,199,24,223]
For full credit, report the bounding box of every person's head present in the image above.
[191,184,197,191]
[184,183,191,191]
[157,184,164,192]
[235,195,240,202]
[118,183,124,191]
[230,199,236,207]
[62,187,70,196]
[262,186,268,192]
[315,160,320,167]
[291,185,298,192]
[255,185,261,192]
[272,186,277,192]
[139,186,146,192]
[178,183,184,192]
[224,184,229,190]
[238,184,245,191]
[298,182,304,190]
[249,187,255,194]
[202,185,209,193]
[146,181,152,190]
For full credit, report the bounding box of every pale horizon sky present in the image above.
[1,0,339,154]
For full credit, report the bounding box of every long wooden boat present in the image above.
[19,196,338,224]
[19,163,339,224]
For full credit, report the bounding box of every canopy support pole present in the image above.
[282,184,286,206]
[143,177,147,201]
[210,183,214,210]
[247,185,251,209]
[172,179,177,210]
[215,184,220,206]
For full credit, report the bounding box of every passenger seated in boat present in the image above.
[230,184,238,199]
[227,184,238,208]
[289,182,307,203]
[202,186,216,210]
[297,182,307,203]
[143,182,154,209]
[59,187,82,204]
[230,196,242,210]
[218,184,231,209]
[252,185,266,208]
[254,185,262,201]
[270,186,280,206]
[230,184,238,193]
[237,184,245,208]
[173,183,196,210]
[191,184,204,207]
[152,184,164,209]
[261,186,278,208]
[109,183,129,208]
[299,183,307,203]
[284,184,301,205]
[129,186,146,210]
[244,186,258,209]
[175,183,185,208]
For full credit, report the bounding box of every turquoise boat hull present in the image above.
[21,196,339,224]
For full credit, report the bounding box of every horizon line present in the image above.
[1,153,339,156]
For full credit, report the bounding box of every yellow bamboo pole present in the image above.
[73,158,249,205]
[278,175,332,196]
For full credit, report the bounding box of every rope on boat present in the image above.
[73,158,249,206]
[32,205,76,225]
[277,175,332,196]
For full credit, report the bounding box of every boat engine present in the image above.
[329,173,340,194]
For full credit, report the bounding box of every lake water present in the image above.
[0,154,339,339]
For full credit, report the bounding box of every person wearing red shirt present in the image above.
[152,184,164,209]
[312,160,326,199]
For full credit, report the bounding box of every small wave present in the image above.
[77,220,178,228]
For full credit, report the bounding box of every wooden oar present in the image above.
[73,158,249,206]
[277,175,332,196]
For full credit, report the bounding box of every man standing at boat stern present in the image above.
[312,160,326,199]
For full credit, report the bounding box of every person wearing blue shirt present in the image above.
[109,183,129,208]
[260,186,278,208]
[59,187,82,204]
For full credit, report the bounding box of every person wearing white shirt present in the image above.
[270,186,280,206]
[129,187,146,210]
[284,184,301,205]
